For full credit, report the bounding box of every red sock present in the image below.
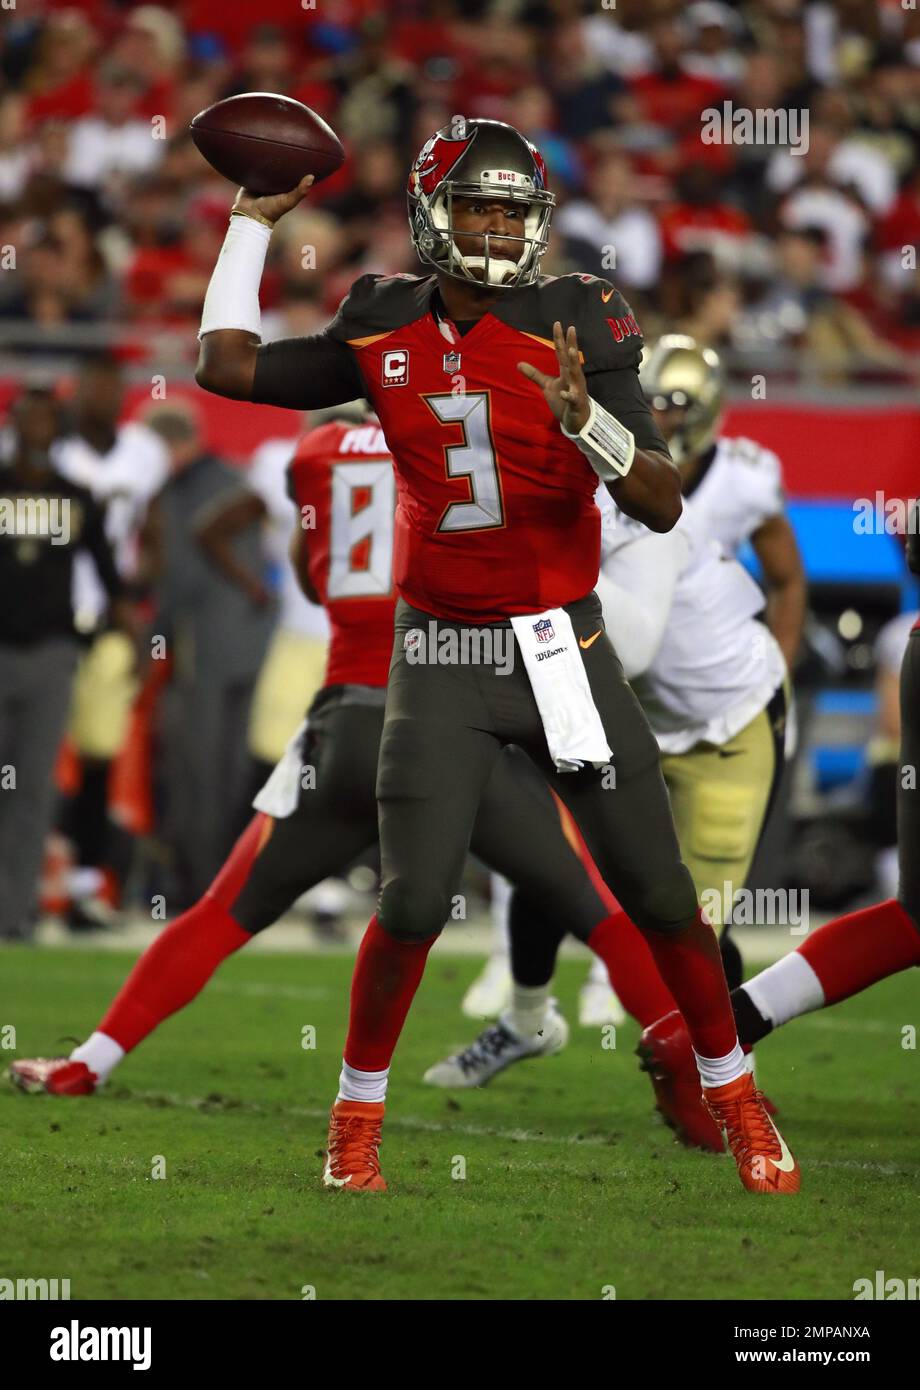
[797,898,920,1006]
[97,815,268,1051]
[588,911,678,1028]
[562,798,732,1048]
[344,915,438,1072]
[99,898,250,1051]
[642,909,738,1058]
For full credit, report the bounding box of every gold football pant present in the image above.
[660,684,789,931]
[69,631,137,759]
[248,629,329,766]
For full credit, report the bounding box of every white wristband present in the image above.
[562,397,635,481]
[198,214,272,341]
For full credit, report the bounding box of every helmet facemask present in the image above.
[431,182,553,288]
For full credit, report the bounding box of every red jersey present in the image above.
[288,419,396,689]
[325,272,666,622]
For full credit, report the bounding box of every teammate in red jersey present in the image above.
[191,117,797,1194]
[637,511,920,1148]
[8,409,624,1122]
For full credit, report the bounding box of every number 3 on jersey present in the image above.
[327,460,395,599]
[425,392,505,533]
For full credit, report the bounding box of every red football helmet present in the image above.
[407,117,555,289]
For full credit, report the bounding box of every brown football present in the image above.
[190,92,345,195]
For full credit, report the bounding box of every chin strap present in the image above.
[459,255,521,286]
[562,398,636,481]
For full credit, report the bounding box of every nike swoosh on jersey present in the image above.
[579,630,602,650]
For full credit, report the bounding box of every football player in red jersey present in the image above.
[191,118,798,1194]
[7,408,623,1107]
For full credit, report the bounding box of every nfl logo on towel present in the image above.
[533,618,554,643]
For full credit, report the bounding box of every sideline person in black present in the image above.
[0,388,124,940]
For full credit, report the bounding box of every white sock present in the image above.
[694,1040,747,1090]
[70,1031,125,1085]
[509,982,550,1041]
[337,1061,389,1104]
[490,872,512,958]
[743,952,825,1030]
[586,954,608,987]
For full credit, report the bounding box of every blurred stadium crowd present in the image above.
[0,1,918,943]
[1,0,920,379]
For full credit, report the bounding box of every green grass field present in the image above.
[2,943,918,1301]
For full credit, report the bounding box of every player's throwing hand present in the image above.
[232,174,315,229]
[518,321,590,434]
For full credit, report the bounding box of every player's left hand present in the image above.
[517,321,590,434]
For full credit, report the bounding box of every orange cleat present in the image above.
[8,1058,97,1096]
[323,1099,388,1192]
[703,1072,800,1194]
[637,1012,724,1152]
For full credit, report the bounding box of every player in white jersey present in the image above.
[428,492,791,1095]
[642,336,805,991]
[53,353,168,924]
[642,335,806,673]
[597,488,789,918]
[598,495,787,759]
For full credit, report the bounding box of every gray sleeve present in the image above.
[252,333,365,410]
[589,365,670,458]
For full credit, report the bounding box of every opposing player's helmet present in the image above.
[407,118,554,289]
[640,335,724,463]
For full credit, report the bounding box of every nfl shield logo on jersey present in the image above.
[533,618,554,643]
[442,350,461,374]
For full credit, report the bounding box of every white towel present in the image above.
[509,608,613,772]
[252,719,308,818]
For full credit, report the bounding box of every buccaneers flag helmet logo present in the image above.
[409,132,474,199]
